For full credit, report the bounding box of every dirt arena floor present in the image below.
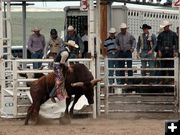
[0,115,166,135]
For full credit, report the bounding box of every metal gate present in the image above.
[104,57,179,114]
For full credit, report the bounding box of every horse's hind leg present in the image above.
[32,101,41,125]
[24,103,34,125]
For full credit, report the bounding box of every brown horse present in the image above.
[24,63,101,125]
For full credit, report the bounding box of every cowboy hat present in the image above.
[67,25,74,31]
[64,40,79,48]
[109,27,116,33]
[120,23,128,29]
[140,24,151,29]
[160,20,172,28]
[32,27,41,32]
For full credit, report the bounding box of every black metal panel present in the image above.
[67,15,87,36]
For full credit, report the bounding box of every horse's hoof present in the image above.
[59,115,71,125]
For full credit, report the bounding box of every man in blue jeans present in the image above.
[115,23,136,84]
[28,27,46,69]
[137,24,157,82]
[104,28,117,85]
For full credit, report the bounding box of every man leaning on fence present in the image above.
[115,23,136,85]
[157,20,178,84]
[104,28,117,86]
[137,24,157,83]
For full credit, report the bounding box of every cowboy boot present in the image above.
[49,86,56,103]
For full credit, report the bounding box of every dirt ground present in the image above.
[0,116,165,135]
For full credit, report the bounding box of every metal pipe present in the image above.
[88,0,96,119]
[22,1,27,59]
[95,0,101,116]
[3,2,7,38]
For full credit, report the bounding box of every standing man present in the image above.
[65,25,84,58]
[104,27,117,85]
[28,27,45,69]
[81,26,88,58]
[115,23,136,84]
[45,29,63,59]
[157,20,178,83]
[137,24,157,81]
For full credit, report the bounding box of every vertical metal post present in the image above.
[95,0,101,116]
[22,1,27,59]
[6,1,11,59]
[88,0,96,119]
[104,57,109,115]
[107,2,112,29]
[174,57,179,113]
[12,60,18,117]
[0,0,3,58]
[3,2,7,38]
[178,6,180,114]
[0,59,5,117]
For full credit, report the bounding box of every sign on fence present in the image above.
[80,0,88,11]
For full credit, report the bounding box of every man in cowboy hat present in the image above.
[45,29,63,59]
[157,20,178,84]
[44,29,63,68]
[115,23,136,84]
[28,27,45,69]
[50,40,79,102]
[137,24,157,81]
[65,25,84,58]
[104,27,117,86]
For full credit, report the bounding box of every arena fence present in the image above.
[1,57,179,118]
[103,57,179,114]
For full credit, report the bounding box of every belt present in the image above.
[49,52,57,55]
[108,49,117,53]
[119,50,130,52]
[108,51,116,55]
[35,50,43,53]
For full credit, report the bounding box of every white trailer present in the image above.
[64,5,179,40]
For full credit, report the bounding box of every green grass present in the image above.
[11,11,65,46]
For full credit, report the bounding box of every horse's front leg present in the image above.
[65,96,72,115]
[70,94,81,117]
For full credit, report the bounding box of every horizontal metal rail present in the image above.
[107,58,176,60]
[108,84,175,87]
[17,79,37,82]
[108,67,175,71]
[108,93,174,96]
[108,110,175,113]
[108,76,174,79]
[4,58,92,63]
[17,70,53,73]
[108,101,175,105]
